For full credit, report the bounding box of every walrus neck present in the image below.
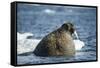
[67,31,72,36]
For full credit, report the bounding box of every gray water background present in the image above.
[17,4,97,65]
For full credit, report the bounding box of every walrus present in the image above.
[33,22,75,56]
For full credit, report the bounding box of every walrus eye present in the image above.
[68,23,75,34]
[61,23,68,30]
[61,23,75,34]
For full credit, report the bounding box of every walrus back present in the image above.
[33,37,49,56]
[33,24,75,56]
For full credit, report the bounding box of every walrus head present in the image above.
[61,22,75,35]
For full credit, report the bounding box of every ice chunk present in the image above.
[17,32,41,54]
[74,40,85,51]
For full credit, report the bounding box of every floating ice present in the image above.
[17,32,33,40]
[17,32,41,54]
[74,40,85,51]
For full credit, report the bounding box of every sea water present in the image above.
[17,4,97,65]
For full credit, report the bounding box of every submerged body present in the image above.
[34,23,75,56]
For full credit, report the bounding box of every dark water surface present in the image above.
[17,4,97,65]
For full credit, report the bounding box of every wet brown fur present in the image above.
[34,23,75,56]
